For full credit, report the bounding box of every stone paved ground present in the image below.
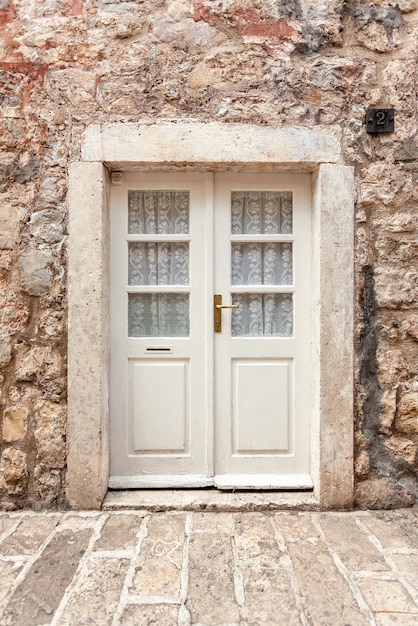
[1,509,418,625]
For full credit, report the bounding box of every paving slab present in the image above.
[56,556,130,626]
[275,514,369,625]
[187,531,241,624]
[0,515,59,556]
[2,528,92,626]
[0,508,417,625]
[94,512,147,551]
[234,513,300,625]
[130,513,186,599]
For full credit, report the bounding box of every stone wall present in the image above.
[0,0,417,509]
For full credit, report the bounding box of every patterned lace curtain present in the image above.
[129,293,189,337]
[230,191,294,337]
[128,190,189,234]
[128,191,190,337]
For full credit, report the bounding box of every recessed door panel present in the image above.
[232,360,291,454]
[130,360,189,454]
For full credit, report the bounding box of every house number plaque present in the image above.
[366,109,395,133]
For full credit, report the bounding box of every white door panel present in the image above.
[213,173,311,485]
[110,172,311,489]
[110,173,213,485]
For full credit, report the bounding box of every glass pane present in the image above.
[231,293,293,337]
[129,242,189,285]
[231,242,292,285]
[231,191,292,234]
[128,294,190,337]
[128,190,189,234]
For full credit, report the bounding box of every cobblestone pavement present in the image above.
[1,508,418,625]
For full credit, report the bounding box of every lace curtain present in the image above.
[128,191,190,337]
[129,242,189,285]
[128,190,189,234]
[126,189,294,338]
[231,191,294,337]
[128,294,189,337]
[231,294,293,337]
[231,191,292,234]
[231,242,292,285]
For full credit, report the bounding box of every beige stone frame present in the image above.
[66,122,354,509]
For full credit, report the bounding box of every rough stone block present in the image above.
[0,285,29,336]
[2,406,28,442]
[379,388,397,433]
[34,400,66,469]
[354,477,415,510]
[28,209,65,244]
[386,435,417,465]
[18,250,53,296]
[0,448,28,496]
[395,389,418,434]
[45,68,97,106]
[0,202,24,249]
[34,466,62,500]
[0,336,12,368]
[15,345,61,382]
[375,268,418,309]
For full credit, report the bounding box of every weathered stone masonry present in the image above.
[0,0,417,509]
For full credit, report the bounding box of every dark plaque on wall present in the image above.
[366,108,395,133]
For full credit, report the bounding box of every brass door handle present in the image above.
[214,294,239,332]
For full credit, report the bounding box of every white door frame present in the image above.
[66,122,354,510]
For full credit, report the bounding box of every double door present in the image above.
[109,172,312,489]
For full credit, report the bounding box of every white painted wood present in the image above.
[233,361,290,453]
[214,173,312,483]
[110,173,213,483]
[130,361,188,453]
[214,474,314,490]
[110,172,312,489]
[108,475,213,489]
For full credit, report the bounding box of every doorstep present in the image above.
[102,489,319,512]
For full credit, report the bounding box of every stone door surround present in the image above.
[67,122,354,510]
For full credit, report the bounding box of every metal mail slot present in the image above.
[144,346,173,354]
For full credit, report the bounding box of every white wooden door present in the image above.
[109,172,311,489]
[213,173,312,489]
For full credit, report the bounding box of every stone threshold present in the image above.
[102,489,319,512]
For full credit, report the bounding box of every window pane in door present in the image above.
[128,293,190,337]
[128,242,189,285]
[231,293,293,337]
[231,191,292,234]
[128,190,189,234]
[231,242,292,285]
